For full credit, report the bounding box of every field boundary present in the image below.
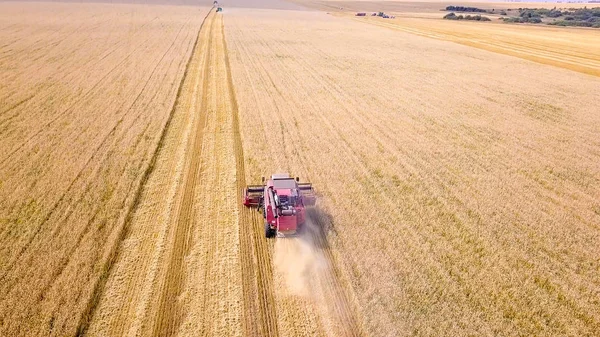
[150,10,215,337]
[306,210,365,337]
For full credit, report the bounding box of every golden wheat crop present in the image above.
[0,3,206,336]
[85,11,251,337]
[225,6,600,336]
[2,1,599,336]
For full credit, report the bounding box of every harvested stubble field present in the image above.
[1,0,600,337]
[225,4,600,336]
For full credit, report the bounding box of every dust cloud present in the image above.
[273,219,360,336]
[273,227,327,298]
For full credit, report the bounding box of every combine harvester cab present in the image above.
[243,174,316,238]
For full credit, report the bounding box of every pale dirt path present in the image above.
[83,9,215,337]
[85,10,278,337]
[171,12,245,337]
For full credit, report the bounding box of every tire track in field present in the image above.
[224,18,365,336]
[225,16,280,336]
[304,212,364,337]
[0,16,194,287]
[74,9,210,336]
[153,12,248,336]
[149,10,215,337]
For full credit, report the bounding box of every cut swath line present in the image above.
[74,9,212,337]
[150,9,215,337]
[225,13,281,336]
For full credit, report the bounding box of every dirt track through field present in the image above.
[83,9,215,336]
[229,29,280,337]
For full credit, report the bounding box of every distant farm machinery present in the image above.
[243,174,316,238]
[213,1,222,12]
[359,11,394,19]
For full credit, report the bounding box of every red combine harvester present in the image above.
[243,173,316,238]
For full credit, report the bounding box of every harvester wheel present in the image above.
[296,222,305,235]
[265,223,276,238]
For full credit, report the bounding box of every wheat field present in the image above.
[225,6,600,336]
[349,14,600,77]
[0,2,207,335]
[1,0,599,336]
